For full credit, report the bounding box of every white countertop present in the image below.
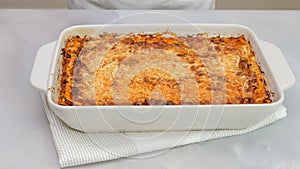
[0,10,299,169]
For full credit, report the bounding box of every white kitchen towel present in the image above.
[41,94,287,168]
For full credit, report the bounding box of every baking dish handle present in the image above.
[30,41,56,94]
[260,41,296,91]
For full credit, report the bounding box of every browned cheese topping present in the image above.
[58,33,272,106]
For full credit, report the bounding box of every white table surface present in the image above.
[0,10,299,169]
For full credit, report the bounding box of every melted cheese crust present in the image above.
[58,33,272,106]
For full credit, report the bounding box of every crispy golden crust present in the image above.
[58,33,272,106]
[58,35,85,106]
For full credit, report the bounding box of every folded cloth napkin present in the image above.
[41,93,287,168]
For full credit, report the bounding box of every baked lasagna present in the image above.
[57,32,272,106]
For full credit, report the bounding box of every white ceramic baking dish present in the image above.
[30,24,295,132]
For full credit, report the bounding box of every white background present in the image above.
[0,0,300,9]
